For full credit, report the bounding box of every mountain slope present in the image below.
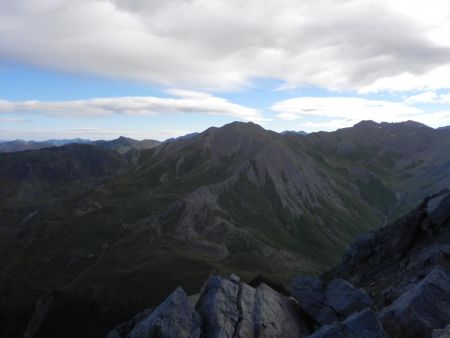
[1,121,450,337]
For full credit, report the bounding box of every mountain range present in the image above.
[1,120,450,337]
[0,137,160,153]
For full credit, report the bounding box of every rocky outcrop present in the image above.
[306,309,387,338]
[379,266,450,338]
[326,189,450,337]
[107,275,311,338]
[106,287,201,338]
[108,190,450,338]
[289,276,373,326]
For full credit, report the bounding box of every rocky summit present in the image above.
[109,190,450,338]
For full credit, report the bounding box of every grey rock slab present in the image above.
[196,275,240,338]
[233,282,257,338]
[324,279,373,319]
[290,276,373,325]
[197,275,311,338]
[108,287,201,338]
[289,276,336,325]
[306,309,387,338]
[379,266,450,338]
[251,283,309,338]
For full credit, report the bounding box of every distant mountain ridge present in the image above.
[281,130,308,135]
[0,120,450,337]
[0,136,160,153]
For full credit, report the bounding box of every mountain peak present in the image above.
[353,120,431,130]
[203,121,270,139]
[117,136,132,141]
[221,121,265,131]
[353,120,379,128]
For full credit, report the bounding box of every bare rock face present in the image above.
[196,274,311,338]
[289,276,373,325]
[108,274,311,338]
[196,275,240,338]
[250,283,309,338]
[379,266,450,338]
[107,287,201,338]
[306,309,387,338]
[325,190,450,338]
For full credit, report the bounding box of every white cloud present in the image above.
[0,90,264,121]
[2,0,450,91]
[440,93,450,103]
[273,97,421,121]
[405,91,439,104]
[411,111,450,128]
[404,91,450,104]
[272,96,450,131]
[0,117,30,123]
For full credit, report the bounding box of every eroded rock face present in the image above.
[108,275,311,338]
[325,190,450,338]
[196,275,240,338]
[379,266,450,338]
[107,287,201,338]
[306,309,387,338]
[196,274,311,338]
[289,276,373,325]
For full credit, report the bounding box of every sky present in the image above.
[1,0,450,140]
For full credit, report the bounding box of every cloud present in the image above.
[273,97,421,121]
[0,117,30,123]
[405,91,439,104]
[404,91,450,104]
[2,0,450,91]
[0,90,264,121]
[272,96,450,131]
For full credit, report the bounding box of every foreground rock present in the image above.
[107,287,201,338]
[289,276,373,326]
[107,275,311,338]
[379,266,450,337]
[326,189,450,337]
[307,309,387,338]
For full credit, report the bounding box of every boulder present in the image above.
[289,276,373,325]
[197,275,310,338]
[250,283,309,338]
[107,287,201,338]
[196,275,240,338]
[306,308,387,338]
[379,266,450,338]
